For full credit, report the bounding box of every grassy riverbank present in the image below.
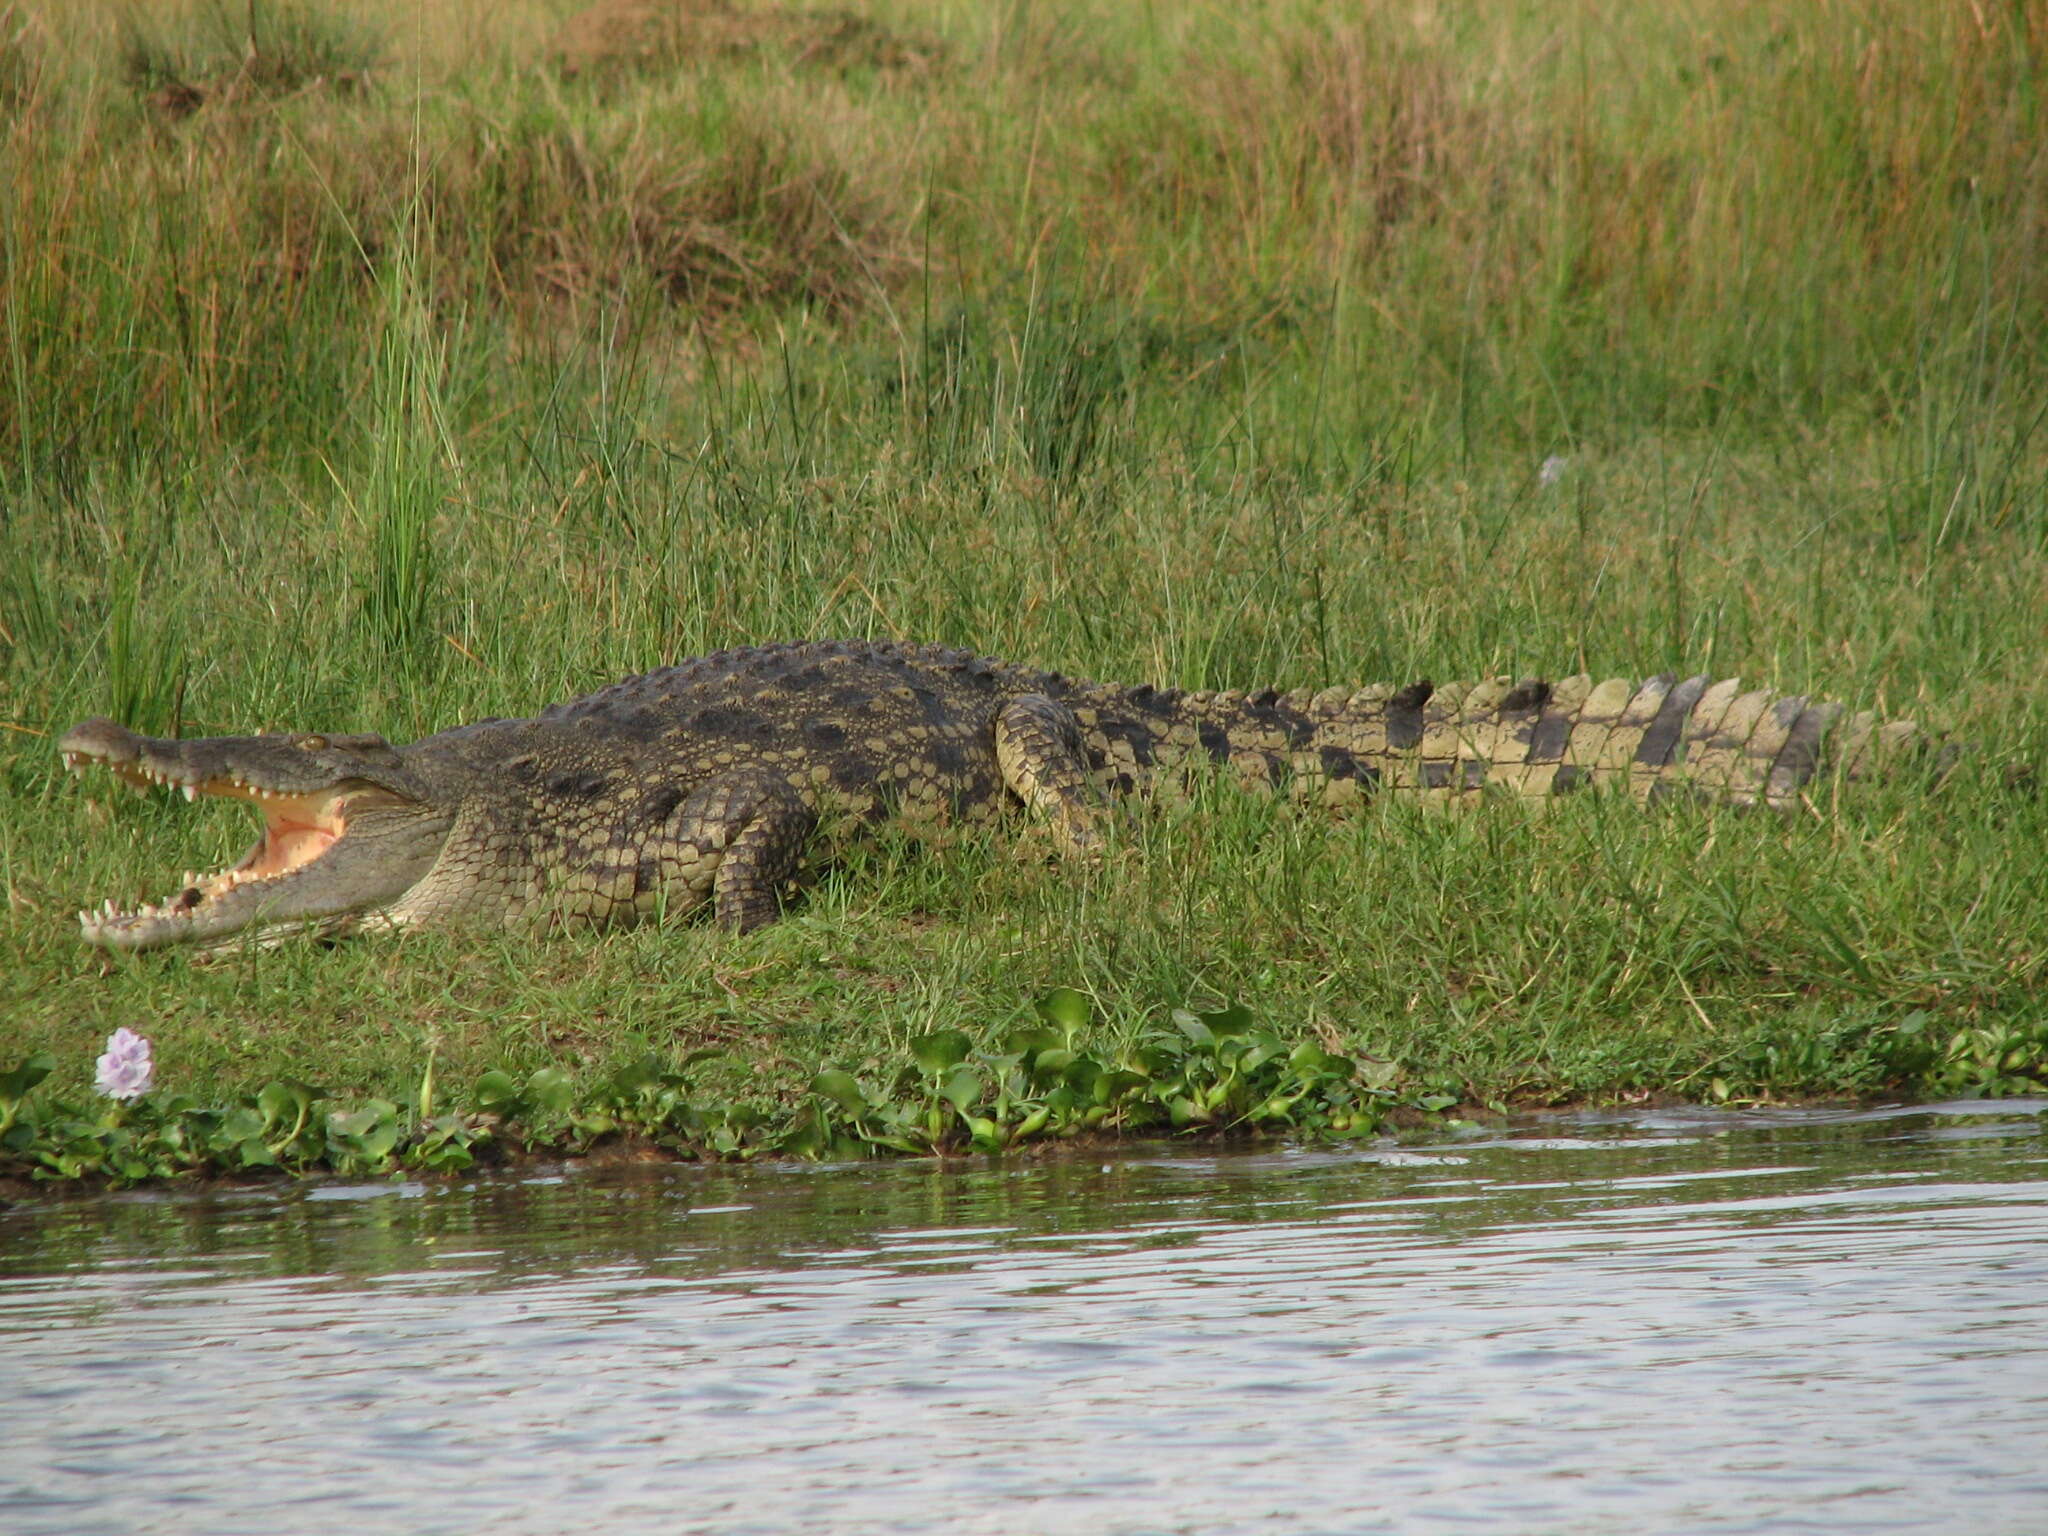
[4,0,2048,1179]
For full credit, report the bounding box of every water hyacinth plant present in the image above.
[93,1029,154,1102]
[0,988,2043,1186]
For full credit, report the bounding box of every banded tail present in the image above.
[1089,672,1923,810]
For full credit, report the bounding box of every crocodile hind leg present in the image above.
[994,693,1104,851]
[664,774,819,933]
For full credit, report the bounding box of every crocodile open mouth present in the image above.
[62,748,350,940]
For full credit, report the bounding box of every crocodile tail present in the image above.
[1281,674,1920,809]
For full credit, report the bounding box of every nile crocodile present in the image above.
[57,639,1920,953]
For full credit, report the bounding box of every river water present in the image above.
[2,1100,2044,1535]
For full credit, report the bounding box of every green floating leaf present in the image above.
[1033,1047,1077,1080]
[1094,1068,1150,1107]
[1134,1042,1181,1076]
[1198,1004,1256,1039]
[811,1069,869,1118]
[1172,1011,1216,1048]
[1063,1056,1106,1093]
[256,1079,315,1129]
[1287,1042,1336,1074]
[525,1068,575,1116]
[1355,1058,1399,1092]
[474,1070,522,1113]
[939,1065,982,1113]
[1034,988,1092,1039]
[412,1119,476,1174]
[910,1029,971,1076]
[609,1055,665,1095]
[1004,1024,1063,1057]
[328,1100,402,1160]
[215,1106,267,1147]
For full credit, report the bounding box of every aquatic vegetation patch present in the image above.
[1688,1009,2048,1105]
[1896,1015,2048,1101]
[0,991,1416,1185]
[792,988,1400,1158]
[6,992,2042,1188]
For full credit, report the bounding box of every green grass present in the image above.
[2,0,2047,1178]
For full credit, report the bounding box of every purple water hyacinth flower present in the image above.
[94,1028,154,1101]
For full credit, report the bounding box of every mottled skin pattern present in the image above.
[58,640,1918,952]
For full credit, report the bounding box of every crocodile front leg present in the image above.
[666,775,819,933]
[994,693,1104,852]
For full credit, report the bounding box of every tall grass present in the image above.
[355,235,456,661]
[2,0,2043,473]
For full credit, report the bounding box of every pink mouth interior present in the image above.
[239,805,344,879]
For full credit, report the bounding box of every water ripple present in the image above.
[1,1103,2044,1535]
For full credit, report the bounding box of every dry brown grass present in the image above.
[551,0,947,80]
[3,0,2044,465]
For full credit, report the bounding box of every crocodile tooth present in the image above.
[182,783,197,802]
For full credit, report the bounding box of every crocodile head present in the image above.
[58,718,453,952]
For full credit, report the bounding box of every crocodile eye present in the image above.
[297,735,328,751]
